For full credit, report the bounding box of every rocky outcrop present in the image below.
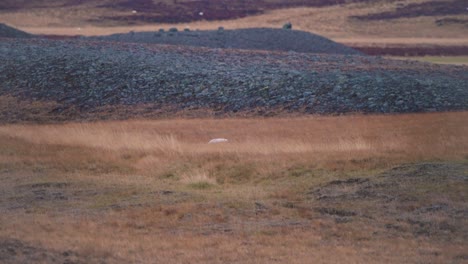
[90,28,362,55]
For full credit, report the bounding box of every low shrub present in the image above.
[283,22,292,30]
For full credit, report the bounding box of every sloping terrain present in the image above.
[93,28,468,57]
[353,0,467,21]
[0,0,374,23]
[0,23,31,38]
[91,28,362,55]
[1,0,466,57]
[94,0,373,24]
[0,38,467,122]
[0,0,464,38]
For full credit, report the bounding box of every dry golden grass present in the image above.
[0,112,467,263]
[1,111,466,167]
[2,211,465,263]
[0,112,466,204]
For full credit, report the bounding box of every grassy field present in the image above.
[0,112,467,263]
[1,1,467,261]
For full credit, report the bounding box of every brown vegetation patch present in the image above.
[435,18,468,27]
[353,44,468,56]
[96,0,261,24]
[353,0,467,20]
[0,238,121,264]
[309,162,468,239]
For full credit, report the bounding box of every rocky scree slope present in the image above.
[0,38,467,121]
[0,23,31,38]
[89,28,362,55]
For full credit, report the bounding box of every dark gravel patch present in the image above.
[0,38,467,122]
[315,207,357,217]
[3,181,93,211]
[1,178,193,212]
[0,238,121,264]
[90,28,362,55]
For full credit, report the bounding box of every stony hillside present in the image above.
[90,28,362,55]
[0,38,466,122]
[0,23,31,38]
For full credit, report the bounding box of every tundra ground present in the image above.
[0,112,467,263]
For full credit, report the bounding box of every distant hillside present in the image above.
[0,0,375,23]
[1,0,466,57]
[353,0,467,20]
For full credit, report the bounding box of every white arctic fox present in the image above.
[208,138,228,144]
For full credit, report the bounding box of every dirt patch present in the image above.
[308,162,468,239]
[0,238,120,264]
[6,181,84,211]
[2,179,193,211]
[315,207,356,217]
